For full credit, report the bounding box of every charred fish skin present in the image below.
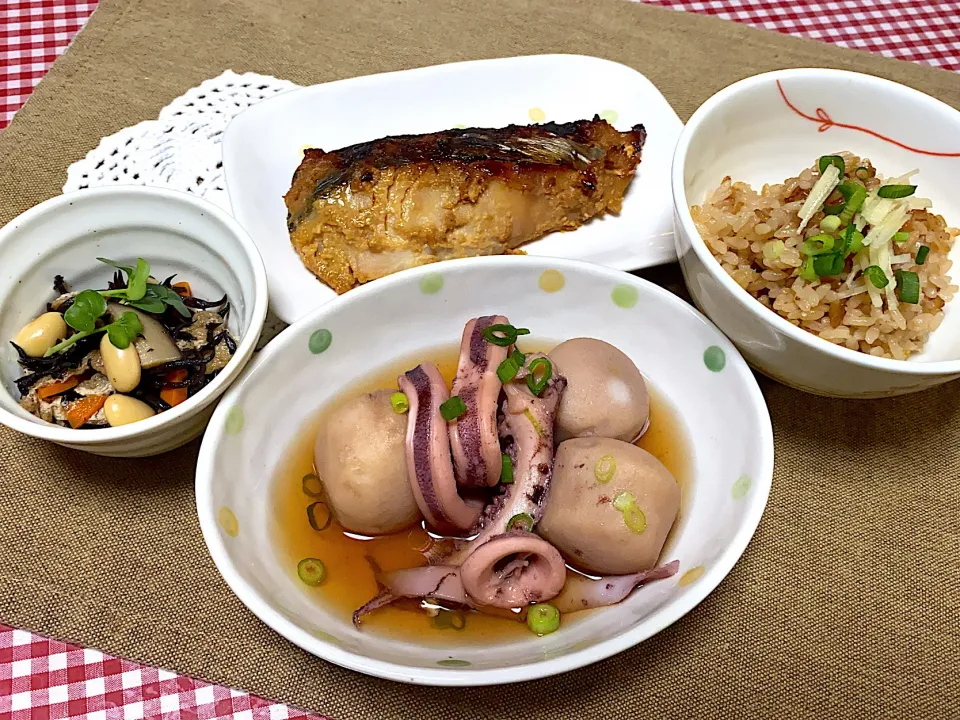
[284,118,646,294]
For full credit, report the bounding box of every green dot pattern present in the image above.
[437,659,471,667]
[420,273,444,294]
[704,346,726,372]
[225,407,244,435]
[309,329,333,354]
[732,475,751,500]
[611,284,638,308]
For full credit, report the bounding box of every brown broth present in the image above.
[271,342,693,645]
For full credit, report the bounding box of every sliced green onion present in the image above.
[892,231,911,243]
[844,226,865,256]
[501,453,514,484]
[302,473,323,498]
[623,505,647,534]
[877,184,917,199]
[836,182,867,225]
[895,270,920,304]
[526,603,561,635]
[819,215,842,233]
[482,323,529,347]
[813,252,845,277]
[822,200,846,216]
[800,256,818,282]
[525,357,553,396]
[802,234,835,255]
[916,245,930,265]
[818,155,846,176]
[297,558,327,586]
[440,396,467,421]
[855,166,871,181]
[432,609,466,631]
[498,349,528,383]
[306,501,332,532]
[496,356,520,383]
[390,391,409,414]
[863,265,889,289]
[506,513,534,532]
[613,491,636,512]
[594,454,617,484]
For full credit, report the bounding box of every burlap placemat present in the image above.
[1,1,958,717]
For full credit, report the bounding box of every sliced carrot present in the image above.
[37,376,80,400]
[160,369,189,407]
[64,394,108,429]
[172,281,192,297]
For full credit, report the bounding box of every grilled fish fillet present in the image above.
[284,117,646,294]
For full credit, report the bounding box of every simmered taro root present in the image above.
[548,338,649,443]
[313,389,421,535]
[538,437,679,575]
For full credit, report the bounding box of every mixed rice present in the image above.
[692,152,958,360]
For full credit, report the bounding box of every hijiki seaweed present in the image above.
[10,258,237,428]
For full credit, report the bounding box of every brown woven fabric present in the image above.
[1,1,959,717]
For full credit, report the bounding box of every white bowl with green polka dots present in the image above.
[196,255,773,685]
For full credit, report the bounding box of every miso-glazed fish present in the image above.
[283,117,646,294]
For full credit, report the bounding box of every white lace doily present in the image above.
[64,70,299,211]
[63,71,302,345]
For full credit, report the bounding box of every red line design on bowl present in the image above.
[776,80,960,158]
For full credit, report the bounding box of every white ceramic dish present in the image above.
[223,54,683,324]
[0,187,268,457]
[673,67,960,398]
[196,256,773,686]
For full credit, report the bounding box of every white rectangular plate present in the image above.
[223,54,682,323]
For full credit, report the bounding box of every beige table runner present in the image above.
[1,1,958,718]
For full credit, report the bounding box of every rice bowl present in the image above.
[692,152,958,361]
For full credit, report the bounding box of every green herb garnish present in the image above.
[525,357,553,396]
[45,290,142,357]
[864,265,889,289]
[818,155,846,176]
[500,453,514,484]
[836,181,867,225]
[506,513,534,532]
[440,396,467,421]
[895,270,920,304]
[526,603,560,636]
[43,257,190,357]
[877,184,917,199]
[391,391,409,414]
[481,323,530,347]
[802,234,835,255]
[98,258,191,316]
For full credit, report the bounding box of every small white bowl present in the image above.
[673,68,960,398]
[196,255,772,686]
[0,187,268,457]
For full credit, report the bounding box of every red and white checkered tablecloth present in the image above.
[2,1,960,130]
[0,624,329,720]
[2,0,960,718]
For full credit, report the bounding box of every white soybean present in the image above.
[100,333,142,393]
[13,312,67,358]
[103,395,154,427]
